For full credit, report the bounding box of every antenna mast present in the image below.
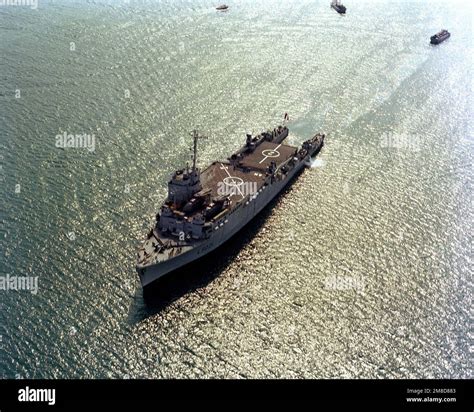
[192,130,198,172]
[190,129,207,172]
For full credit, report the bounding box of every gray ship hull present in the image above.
[138,152,313,287]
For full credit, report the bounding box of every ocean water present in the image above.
[0,0,472,378]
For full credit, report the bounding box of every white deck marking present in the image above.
[220,163,245,198]
[259,144,282,164]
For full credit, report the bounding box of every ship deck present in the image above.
[238,141,297,171]
[200,142,297,205]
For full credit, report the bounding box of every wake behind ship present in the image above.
[136,125,325,288]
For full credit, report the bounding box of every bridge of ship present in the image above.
[200,141,297,204]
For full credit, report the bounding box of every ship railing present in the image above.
[211,208,229,223]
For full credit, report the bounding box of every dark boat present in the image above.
[216,4,229,11]
[430,30,450,45]
[331,0,346,14]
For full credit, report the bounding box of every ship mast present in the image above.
[191,130,207,173]
[192,130,198,172]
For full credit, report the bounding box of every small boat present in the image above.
[430,29,450,45]
[216,4,229,11]
[331,0,346,14]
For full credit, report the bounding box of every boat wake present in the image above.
[305,157,325,168]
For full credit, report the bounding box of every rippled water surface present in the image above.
[1,0,472,378]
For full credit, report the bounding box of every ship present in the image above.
[216,4,229,11]
[331,0,346,14]
[136,124,325,288]
[430,30,450,45]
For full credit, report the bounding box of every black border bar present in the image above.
[1,379,472,409]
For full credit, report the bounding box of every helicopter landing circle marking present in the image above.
[259,144,282,164]
[223,176,244,187]
[262,149,279,158]
[219,162,245,198]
